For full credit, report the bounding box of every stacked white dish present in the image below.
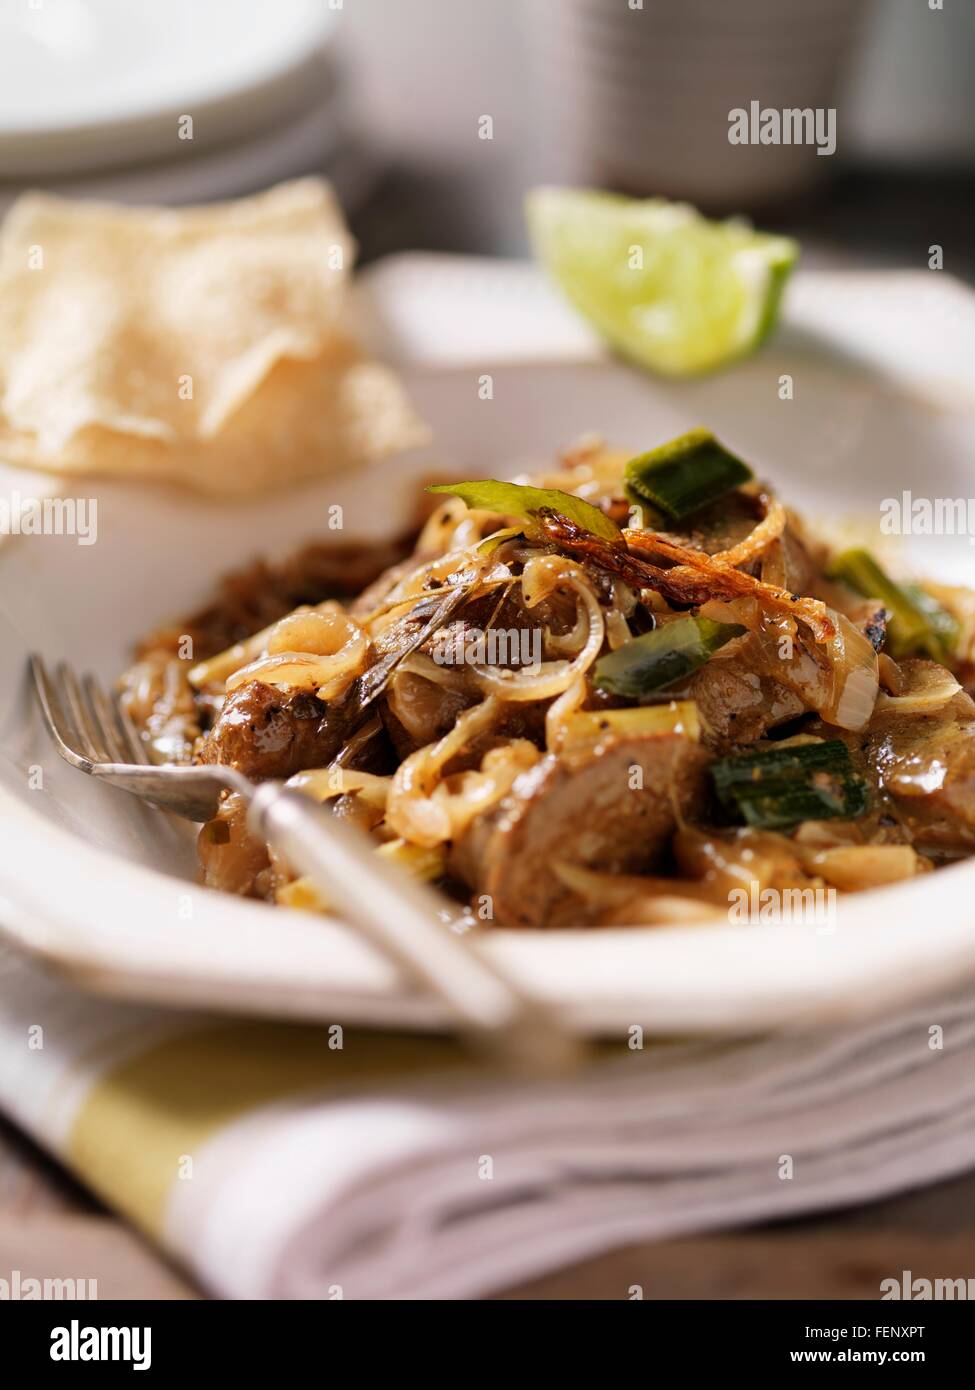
[0,0,371,211]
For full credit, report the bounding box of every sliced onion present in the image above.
[552,861,724,925]
[397,651,470,691]
[878,652,905,695]
[545,672,588,751]
[286,767,391,810]
[711,495,786,568]
[386,697,542,846]
[874,663,962,714]
[822,613,880,730]
[799,844,926,891]
[227,609,368,701]
[473,557,605,702]
[599,896,726,926]
[210,603,369,701]
[189,601,343,688]
[560,701,701,752]
[375,838,447,882]
[552,860,720,906]
[276,875,331,913]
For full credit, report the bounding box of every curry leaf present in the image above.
[427,479,622,543]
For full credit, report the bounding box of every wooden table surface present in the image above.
[3,1108,975,1300]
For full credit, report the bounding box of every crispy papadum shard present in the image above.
[0,180,428,492]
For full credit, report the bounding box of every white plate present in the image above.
[0,77,364,219]
[0,0,336,175]
[1,271,975,1037]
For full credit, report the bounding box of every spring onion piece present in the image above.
[711,739,871,830]
[826,549,958,661]
[594,616,744,698]
[375,838,447,882]
[902,582,961,661]
[624,428,753,523]
[427,480,621,543]
[561,701,701,749]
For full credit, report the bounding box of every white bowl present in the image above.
[1,270,974,1038]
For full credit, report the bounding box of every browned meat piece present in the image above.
[198,792,272,896]
[659,490,765,556]
[449,734,712,927]
[771,521,820,596]
[683,637,805,750]
[196,680,342,779]
[802,661,975,858]
[862,662,975,857]
[681,599,884,752]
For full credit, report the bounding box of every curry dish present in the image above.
[119,431,975,928]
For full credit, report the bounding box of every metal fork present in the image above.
[29,654,583,1071]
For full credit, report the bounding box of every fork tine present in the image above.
[112,691,150,765]
[81,674,126,763]
[55,660,102,762]
[29,654,89,769]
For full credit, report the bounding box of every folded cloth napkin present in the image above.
[2,942,974,1300]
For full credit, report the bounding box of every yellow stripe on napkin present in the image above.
[68,1021,461,1238]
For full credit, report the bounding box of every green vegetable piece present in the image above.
[594,616,744,699]
[711,739,871,831]
[827,549,958,661]
[624,429,753,523]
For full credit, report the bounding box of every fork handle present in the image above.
[248,785,584,1072]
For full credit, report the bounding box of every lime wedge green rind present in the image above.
[526,187,799,378]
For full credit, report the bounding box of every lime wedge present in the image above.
[526,187,798,376]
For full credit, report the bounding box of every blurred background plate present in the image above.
[0,0,382,218]
[0,0,338,175]
[0,76,376,217]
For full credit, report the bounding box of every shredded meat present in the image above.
[139,534,418,666]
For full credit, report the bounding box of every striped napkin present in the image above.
[3,942,975,1299]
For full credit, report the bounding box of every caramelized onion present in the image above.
[821,613,880,731]
[875,662,962,714]
[473,557,605,702]
[711,495,786,568]
[286,767,392,810]
[226,606,368,701]
[386,697,541,846]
